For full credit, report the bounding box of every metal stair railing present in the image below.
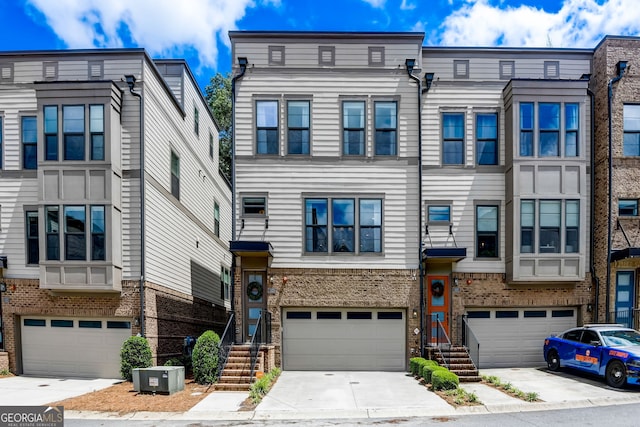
[431,314,452,368]
[214,312,235,381]
[462,315,480,370]
[249,313,263,379]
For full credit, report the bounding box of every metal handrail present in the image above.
[249,314,263,379]
[462,315,480,369]
[431,314,452,368]
[215,312,235,380]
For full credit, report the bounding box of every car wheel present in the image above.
[605,360,627,388]
[546,349,560,371]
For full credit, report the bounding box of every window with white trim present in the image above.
[374,101,397,155]
[443,112,464,165]
[256,100,279,155]
[519,102,580,158]
[476,113,498,165]
[519,199,580,254]
[476,205,498,258]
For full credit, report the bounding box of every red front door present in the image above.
[427,275,449,342]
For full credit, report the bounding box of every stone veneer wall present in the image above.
[1,278,226,373]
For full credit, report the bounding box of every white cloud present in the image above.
[433,0,640,48]
[400,0,416,11]
[361,0,386,8]
[26,0,263,70]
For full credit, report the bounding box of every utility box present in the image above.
[133,366,185,394]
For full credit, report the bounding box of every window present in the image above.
[90,105,104,160]
[539,200,560,253]
[539,103,560,157]
[209,132,214,159]
[256,100,278,155]
[476,113,498,165]
[242,196,266,216]
[624,104,640,156]
[287,100,310,155]
[91,206,105,260]
[221,266,231,300]
[565,200,579,253]
[51,319,73,328]
[22,116,37,169]
[619,199,639,216]
[360,199,382,252]
[427,205,450,223]
[476,205,498,258]
[343,101,365,156]
[443,113,464,165]
[374,101,397,155]
[565,104,579,156]
[305,197,383,254]
[520,200,534,253]
[214,201,220,237]
[64,206,86,260]
[171,151,180,199]
[519,103,533,156]
[194,105,199,136]
[45,206,60,260]
[26,210,39,264]
[44,106,58,160]
[63,105,85,160]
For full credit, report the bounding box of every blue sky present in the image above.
[0,0,638,91]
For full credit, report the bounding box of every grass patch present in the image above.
[249,367,281,404]
[481,375,541,403]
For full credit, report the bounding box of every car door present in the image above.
[559,329,583,368]
[574,330,603,373]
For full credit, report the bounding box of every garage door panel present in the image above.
[283,308,405,371]
[467,307,576,368]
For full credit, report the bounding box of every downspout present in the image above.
[606,61,628,322]
[587,86,599,322]
[125,74,146,337]
[405,59,424,354]
[230,58,248,327]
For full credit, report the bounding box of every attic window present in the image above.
[43,61,58,80]
[319,46,335,66]
[454,60,469,79]
[269,46,285,66]
[544,61,560,78]
[0,63,12,81]
[500,60,515,79]
[368,47,385,66]
[88,60,103,79]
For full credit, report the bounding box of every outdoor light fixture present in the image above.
[412,308,418,318]
[405,58,416,74]
[124,74,137,92]
[238,57,248,73]
[424,73,435,92]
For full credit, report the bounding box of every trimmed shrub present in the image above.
[119,336,153,381]
[431,369,459,391]
[409,357,423,376]
[192,330,221,385]
[422,363,445,383]
[164,357,183,366]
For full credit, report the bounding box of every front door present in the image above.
[244,272,267,341]
[615,271,635,328]
[427,275,449,342]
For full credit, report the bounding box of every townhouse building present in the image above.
[230,31,597,370]
[0,49,232,377]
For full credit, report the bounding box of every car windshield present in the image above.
[600,329,640,347]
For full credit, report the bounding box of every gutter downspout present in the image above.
[606,61,628,323]
[587,86,599,322]
[125,75,146,337]
[230,58,247,334]
[406,62,424,354]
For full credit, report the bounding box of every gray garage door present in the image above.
[466,307,577,368]
[282,308,406,371]
[21,316,132,378]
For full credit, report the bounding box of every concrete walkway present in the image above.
[0,376,120,406]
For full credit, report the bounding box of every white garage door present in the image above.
[21,316,132,378]
[282,308,406,371]
[466,307,576,368]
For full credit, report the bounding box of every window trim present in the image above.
[64,205,86,261]
[91,205,106,261]
[194,104,200,136]
[89,104,104,161]
[209,132,214,159]
[221,265,231,301]
[63,105,85,161]
[170,150,180,200]
[475,203,500,259]
[373,100,397,156]
[44,105,58,161]
[286,99,311,155]
[255,99,280,155]
[214,201,220,237]
[25,209,39,265]
[241,194,268,218]
[538,102,560,157]
[341,99,367,157]
[426,204,452,224]
[623,104,640,156]
[442,111,465,165]
[21,114,37,170]
[45,206,60,261]
[475,112,498,165]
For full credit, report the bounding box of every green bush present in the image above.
[192,330,221,385]
[249,367,281,403]
[164,357,183,366]
[119,336,153,381]
[431,369,459,391]
[423,364,446,383]
[409,357,423,376]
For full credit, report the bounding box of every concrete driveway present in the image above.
[0,376,120,406]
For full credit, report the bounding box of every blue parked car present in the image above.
[543,324,640,388]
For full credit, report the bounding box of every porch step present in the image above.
[431,346,481,383]
[216,344,258,392]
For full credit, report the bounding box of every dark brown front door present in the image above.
[244,271,267,341]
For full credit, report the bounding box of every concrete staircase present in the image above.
[433,345,482,382]
[215,344,254,391]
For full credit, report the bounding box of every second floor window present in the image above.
[44,106,58,160]
[64,206,86,260]
[476,205,498,258]
[287,100,310,155]
[624,104,640,156]
[22,116,37,169]
[565,104,579,157]
[63,105,85,160]
[519,103,534,156]
[171,151,180,200]
[91,206,105,260]
[476,113,498,165]
[46,206,60,260]
[520,200,535,253]
[539,200,561,253]
[428,205,451,223]
[520,199,580,254]
[256,100,278,154]
[539,103,560,157]
[343,101,365,156]
[374,101,397,155]
[90,105,104,160]
[443,113,464,165]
